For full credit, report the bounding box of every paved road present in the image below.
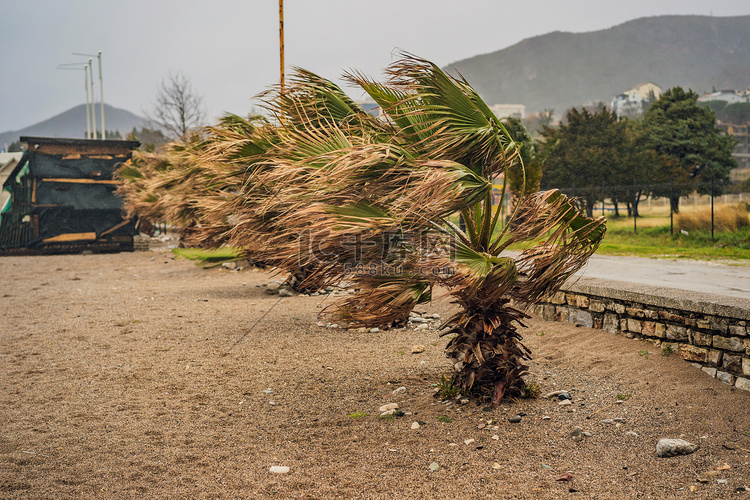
[575,254,750,300]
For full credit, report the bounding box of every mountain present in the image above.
[444,15,750,115]
[0,103,148,148]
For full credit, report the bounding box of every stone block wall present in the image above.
[133,235,150,252]
[526,277,750,393]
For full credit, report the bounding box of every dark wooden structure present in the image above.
[0,136,140,254]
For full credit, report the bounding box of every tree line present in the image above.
[520,87,739,217]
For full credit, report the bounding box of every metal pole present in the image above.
[88,59,97,139]
[84,66,91,138]
[279,0,285,92]
[98,51,104,138]
[633,179,637,234]
[73,52,104,136]
[711,169,715,241]
[669,178,674,235]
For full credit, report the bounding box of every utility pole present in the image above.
[88,59,97,139]
[279,0,285,92]
[97,51,104,138]
[84,65,92,139]
[74,51,104,138]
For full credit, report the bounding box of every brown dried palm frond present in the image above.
[324,274,432,327]
[117,121,261,248]
[263,67,389,138]
[117,151,172,223]
[498,189,607,304]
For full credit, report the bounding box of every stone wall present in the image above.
[526,277,750,392]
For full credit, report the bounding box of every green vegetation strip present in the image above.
[596,225,750,262]
[171,247,242,264]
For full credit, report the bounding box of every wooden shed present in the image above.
[0,136,140,254]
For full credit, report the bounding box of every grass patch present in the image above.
[597,223,750,261]
[523,381,541,398]
[677,205,749,233]
[348,411,368,418]
[436,374,464,400]
[172,247,243,265]
[438,415,453,423]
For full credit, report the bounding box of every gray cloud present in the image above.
[1,0,748,132]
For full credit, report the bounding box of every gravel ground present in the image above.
[1,250,750,499]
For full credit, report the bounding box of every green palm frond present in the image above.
[500,189,607,303]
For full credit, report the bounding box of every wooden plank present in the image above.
[41,178,121,185]
[99,219,131,237]
[42,232,97,243]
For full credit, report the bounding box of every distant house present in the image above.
[698,89,749,105]
[610,82,662,118]
[489,104,526,119]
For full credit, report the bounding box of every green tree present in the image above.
[643,87,738,213]
[616,119,663,218]
[725,102,750,124]
[502,117,541,204]
[539,107,631,217]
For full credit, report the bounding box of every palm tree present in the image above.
[118,114,272,249]
[119,54,606,404]
[212,54,606,404]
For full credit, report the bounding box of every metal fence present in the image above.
[544,180,750,238]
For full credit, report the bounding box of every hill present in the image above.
[444,15,750,115]
[0,104,148,149]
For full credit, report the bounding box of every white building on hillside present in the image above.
[698,89,749,104]
[610,82,662,118]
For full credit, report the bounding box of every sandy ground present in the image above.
[1,250,750,499]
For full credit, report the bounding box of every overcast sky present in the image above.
[1,0,749,133]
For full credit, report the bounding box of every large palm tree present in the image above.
[214,54,605,404]
[120,54,606,404]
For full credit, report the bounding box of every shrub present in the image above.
[676,204,750,232]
